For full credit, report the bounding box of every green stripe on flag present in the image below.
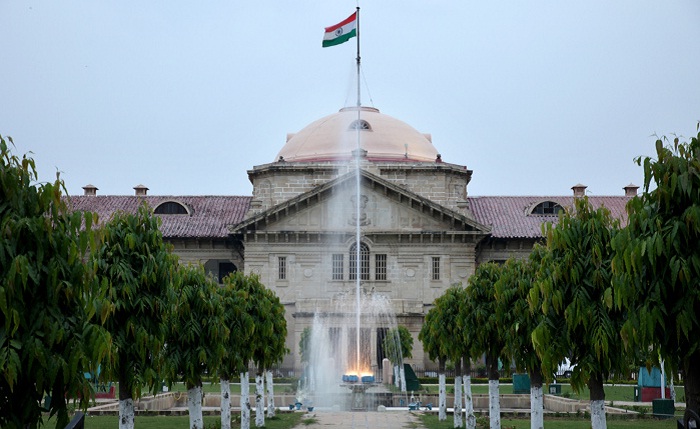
[322,29,356,48]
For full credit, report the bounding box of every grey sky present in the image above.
[2,1,699,197]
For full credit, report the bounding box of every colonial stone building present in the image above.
[69,106,635,373]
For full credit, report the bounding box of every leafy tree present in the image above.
[238,274,288,428]
[612,130,700,415]
[382,325,413,392]
[456,286,477,429]
[93,203,179,429]
[163,264,228,429]
[426,287,468,428]
[219,272,255,429]
[531,197,627,429]
[419,297,451,421]
[495,255,545,429]
[466,262,506,429]
[0,136,111,429]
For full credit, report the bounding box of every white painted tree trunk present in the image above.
[255,372,265,427]
[241,372,250,429]
[530,385,543,429]
[266,370,275,418]
[221,379,231,429]
[399,365,407,393]
[488,379,501,429]
[119,398,135,429]
[187,385,204,429]
[453,374,463,428]
[590,399,607,429]
[670,375,676,401]
[394,365,400,388]
[438,372,447,421]
[463,375,476,429]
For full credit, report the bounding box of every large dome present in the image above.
[276,106,439,162]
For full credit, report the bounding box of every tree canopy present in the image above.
[93,203,179,403]
[612,130,700,415]
[0,136,111,429]
[531,197,627,429]
[163,264,228,389]
[219,272,256,380]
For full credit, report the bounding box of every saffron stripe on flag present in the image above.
[324,12,356,34]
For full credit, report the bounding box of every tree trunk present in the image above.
[453,358,463,428]
[221,378,231,429]
[529,368,544,429]
[487,354,501,429]
[187,384,204,429]
[241,371,250,429]
[684,349,700,417]
[118,370,134,429]
[394,365,400,388]
[588,372,607,429]
[266,370,275,418]
[255,370,265,427]
[118,398,135,429]
[463,357,476,429]
[438,358,447,421]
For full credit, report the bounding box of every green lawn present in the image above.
[420,414,680,429]
[81,412,304,429]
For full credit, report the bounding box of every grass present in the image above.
[419,414,681,429]
[81,412,304,429]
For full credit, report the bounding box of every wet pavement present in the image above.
[294,409,425,429]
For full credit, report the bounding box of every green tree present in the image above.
[495,255,545,429]
[382,325,413,392]
[241,274,288,428]
[93,203,179,429]
[0,136,111,429]
[419,293,454,421]
[612,131,700,415]
[219,272,255,429]
[531,197,627,429]
[163,264,228,429]
[466,262,506,429]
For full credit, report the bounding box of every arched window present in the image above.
[349,242,370,281]
[154,201,189,215]
[348,119,372,131]
[530,201,563,215]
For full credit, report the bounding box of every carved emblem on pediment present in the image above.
[348,194,371,226]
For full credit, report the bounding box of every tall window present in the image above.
[278,256,287,280]
[431,257,440,281]
[349,242,370,281]
[332,254,344,280]
[375,254,387,281]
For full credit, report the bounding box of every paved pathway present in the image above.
[294,410,425,429]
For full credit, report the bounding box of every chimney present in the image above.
[623,183,639,197]
[133,184,149,196]
[572,183,587,198]
[82,184,98,196]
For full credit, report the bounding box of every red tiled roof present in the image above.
[467,196,631,239]
[66,195,252,238]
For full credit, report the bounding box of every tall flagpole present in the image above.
[354,5,362,374]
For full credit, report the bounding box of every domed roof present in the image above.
[276,106,439,162]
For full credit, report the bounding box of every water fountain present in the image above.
[300,289,407,410]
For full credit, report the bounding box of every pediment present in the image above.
[231,170,490,237]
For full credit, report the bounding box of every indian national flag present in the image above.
[322,12,357,48]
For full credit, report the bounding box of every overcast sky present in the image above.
[2,1,699,197]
